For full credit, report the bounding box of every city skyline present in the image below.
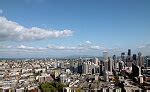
[0,0,150,58]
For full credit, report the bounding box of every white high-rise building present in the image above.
[60,74,67,83]
[108,58,113,73]
[94,57,99,65]
[104,70,109,82]
[103,51,109,61]
[103,51,109,71]
[83,62,89,74]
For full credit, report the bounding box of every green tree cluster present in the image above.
[39,82,66,92]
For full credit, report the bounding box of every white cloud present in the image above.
[79,41,92,47]
[138,45,146,49]
[85,41,92,44]
[17,45,47,51]
[0,41,122,55]
[17,45,34,50]
[47,45,80,50]
[0,41,124,57]
[138,44,150,55]
[138,44,150,49]
[90,46,101,49]
[78,41,103,50]
[0,16,73,41]
[47,41,104,50]
[0,9,3,14]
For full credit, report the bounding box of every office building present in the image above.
[103,51,109,61]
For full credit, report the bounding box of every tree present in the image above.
[40,82,56,92]
[39,82,66,92]
[76,88,81,92]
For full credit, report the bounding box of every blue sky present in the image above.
[0,0,150,58]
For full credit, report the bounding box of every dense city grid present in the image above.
[0,49,150,92]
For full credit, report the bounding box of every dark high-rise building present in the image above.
[132,64,139,77]
[128,49,131,56]
[133,54,137,65]
[138,52,142,57]
[127,49,132,67]
[133,54,137,61]
[99,65,103,76]
[112,55,116,69]
[113,55,116,61]
[78,59,83,74]
[121,52,125,62]
[121,52,125,57]
[145,57,150,68]
[108,58,112,72]
[74,63,78,73]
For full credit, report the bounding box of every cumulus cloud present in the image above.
[0,16,73,41]
[47,41,104,50]
[0,41,124,57]
[17,45,47,51]
[78,41,104,50]
[0,41,102,53]
[79,41,92,47]
[85,41,92,44]
[47,45,82,50]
